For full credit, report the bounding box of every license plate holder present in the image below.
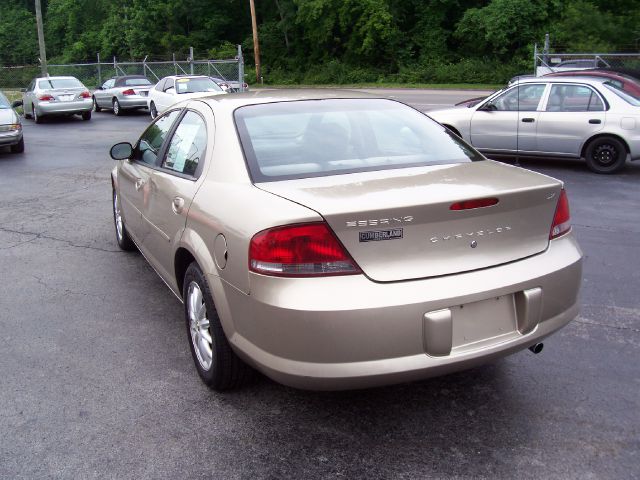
[451,295,517,351]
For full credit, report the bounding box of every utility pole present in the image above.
[35,0,48,76]
[249,0,261,83]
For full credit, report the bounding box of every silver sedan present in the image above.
[429,77,640,173]
[22,76,93,123]
[93,75,153,116]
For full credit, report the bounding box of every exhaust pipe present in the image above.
[528,343,544,354]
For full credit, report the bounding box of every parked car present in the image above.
[147,75,226,118]
[0,91,23,153]
[109,90,583,391]
[210,77,249,92]
[536,58,610,76]
[93,75,153,115]
[429,76,640,173]
[22,76,93,123]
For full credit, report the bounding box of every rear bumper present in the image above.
[37,99,93,116]
[215,233,583,390]
[0,129,22,146]
[116,95,149,109]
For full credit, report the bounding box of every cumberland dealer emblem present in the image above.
[429,226,512,243]
[359,229,404,242]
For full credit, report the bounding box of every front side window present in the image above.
[0,92,9,109]
[133,110,181,165]
[546,85,604,112]
[155,79,166,91]
[235,99,483,182]
[162,111,207,176]
[103,79,115,89]
[489,84,546,111]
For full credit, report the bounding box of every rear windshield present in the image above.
[0,92,9,108]
[175,77,222,94]
[123,78,152,86]
[235,99,483,182]
[603,81,640,106]
[38,78,83,89]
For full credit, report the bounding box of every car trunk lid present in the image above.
[256,161,562,282]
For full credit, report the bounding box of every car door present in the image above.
[117,109,182,247]
[96,78,115,107]
[143,107,210,283]
[535,83,606,156]
[470,84,547,153]
[158,79,175,113]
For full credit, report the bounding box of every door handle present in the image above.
[589,119,602,124]
[134,178,145,191]
[522,118,535,123]
[172,196,185,214]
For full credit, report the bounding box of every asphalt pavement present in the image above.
[0,89,638,479]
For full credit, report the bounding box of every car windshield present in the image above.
[0,92,10,109]
[175,77,222,94]
[38,78,83,89]
[124,78,152,86]
[235,98,483,182]
[603,81,640,106]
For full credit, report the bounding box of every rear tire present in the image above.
[585,136,626,174]
[113,98,122,116]
[93,96,102,112]
[183,262,253,391]
[149,102,157,119]
[33,106,41,124]
[10,138,24,154]
[81,111,91,121]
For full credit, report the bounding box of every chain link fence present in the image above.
[0,46,245,92]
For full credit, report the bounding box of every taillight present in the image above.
[39,95,54,101]
[80,91,91,98]
[550,189,571,239]
[450,197,499,210]
[249,222,361,277]
[122,89,135,96]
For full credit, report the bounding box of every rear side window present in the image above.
[133,110,181,165]
[604,81,640,106]
[546,85,604,112]
[235,99,483,182]
[162,111,207,176]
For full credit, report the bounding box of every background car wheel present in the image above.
[33,106,41,124]
[81,111,92,121]
[23,107,32,119]
[183,262,253,391]
[112,189,135,251]
[93,96,102,112]
[10,138,24,154]
[585,136,627,174]
[112,98,122,116]
[149,102,157,119]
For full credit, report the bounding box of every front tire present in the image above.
[149,101,157,119]
[10,138,24,153]
[113,98,122,116]
[183,262,252,391]
[33,106,41,124]
[112,189,135,251]
[585,136,627,174]
[81,111,92,121]
[93,96,102,112]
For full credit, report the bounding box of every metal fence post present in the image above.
[237,45,244,92]
[97,52,102,86]
[533,44,537,75]
[189,46,194,75]
[173,53,177,75]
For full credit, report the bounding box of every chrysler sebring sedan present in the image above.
[110,91,583,391]
[429,77,640,173]
[93,75,153,115]
[22,76,93,122]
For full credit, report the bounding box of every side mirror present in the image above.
[95,85,103,90]
[165,87,176,94]
[479,102,497,112]
[110,142,133,160]
[11,100,23,108]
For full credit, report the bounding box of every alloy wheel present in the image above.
[187,281,213,370]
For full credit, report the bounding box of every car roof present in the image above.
[36,76,79,80]
[114,75,148,79]
[516,76,609,86]
[195,89,382,109]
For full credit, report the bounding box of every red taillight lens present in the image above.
[80,91,91,98]
[122,89,135,96]
[39,95,54,101]
[249,222,361,277]
[450,197,499,210]
[550,189,571,239]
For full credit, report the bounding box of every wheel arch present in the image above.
[580,132,630,159]
[174,229,218,296]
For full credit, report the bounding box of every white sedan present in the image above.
[147,75,226,118]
